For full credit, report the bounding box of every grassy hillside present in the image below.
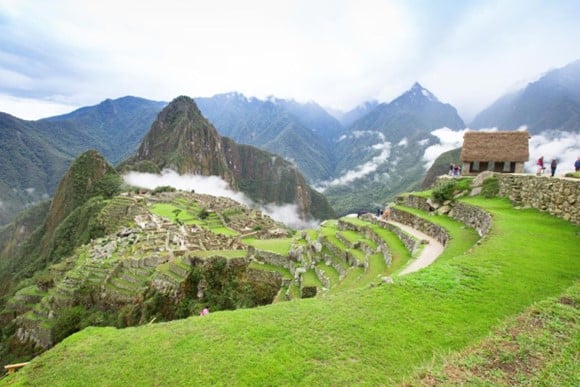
[2,196,578,385]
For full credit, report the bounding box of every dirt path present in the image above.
[388,220,445,276]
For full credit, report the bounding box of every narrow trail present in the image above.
[388,220,445,276]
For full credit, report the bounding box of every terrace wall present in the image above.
[495,174,579,225]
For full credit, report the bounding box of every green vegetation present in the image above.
[3,197,577,385]
[243,238,293,255]
[481,175,500,198]
[406,281,580,385]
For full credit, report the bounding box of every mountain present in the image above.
[0,149,292,363]
[274,98,344,144]
[0,97,165,226]
[1,151,122,283]
[123,96,335,221]
[195,93,339,182]
[38,96,166,164]
[324,83,466,215]
[336,100,380,127]
[0,113,72,225]
[471,60,580,133]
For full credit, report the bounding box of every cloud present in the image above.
[422,127,468,168]
[0,94,79,120]
[122,169,318,229]
[526,131,578,174]
[318,141,391,189]
[1,1,580,123]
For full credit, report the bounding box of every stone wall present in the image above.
[449,202,492,237]
[389,208,450,246]
[495,174,579,225]
[397,193,492,238]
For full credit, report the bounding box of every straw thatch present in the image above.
[461,131,530,162]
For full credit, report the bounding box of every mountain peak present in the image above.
[390,82,439,107]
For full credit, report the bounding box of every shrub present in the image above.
[152,186,176,195]
[431,180,457,203]
[481,176,500,198]
[33,271,54,291]
[198,208,209,220]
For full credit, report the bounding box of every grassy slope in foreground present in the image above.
[3,197,579,385]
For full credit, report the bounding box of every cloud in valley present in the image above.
[123,170,318,229]
[422,127,468,168]
[319,140,391,189]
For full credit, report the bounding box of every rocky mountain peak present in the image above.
[45,150,119,236]
[392,82,439,107]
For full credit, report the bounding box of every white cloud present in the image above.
[398,137,408,147]
[1,1,580,124]
[122,169,318,229]
[24,187,35,194]
[318,141,391,189]
[422,127,468,168]
[525,131,579,174]
[0,94,79,120]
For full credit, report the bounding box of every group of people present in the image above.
[448,163,462,177]
[536,156,559,177]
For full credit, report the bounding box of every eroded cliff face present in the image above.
[126,96,335,221]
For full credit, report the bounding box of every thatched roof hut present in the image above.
[461,131,530,162]
[460,131,530,174]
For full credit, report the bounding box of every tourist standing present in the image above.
[550,159,558,177]
[575,157,580,172]
[536,156,545,175]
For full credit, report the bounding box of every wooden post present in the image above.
[4,362,30,374]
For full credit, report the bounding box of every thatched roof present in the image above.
[461,131,530,162]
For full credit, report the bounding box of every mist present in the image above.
[123,169,319,229]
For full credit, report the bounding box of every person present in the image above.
[376,208,381,217]
[575,157,580,172]
[536,156,545,175]
[449,163,454,176]
[382,207,390,220]
[200,306,209,316]
[550,159,557,177]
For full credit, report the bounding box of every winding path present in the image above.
[388,220,445,276]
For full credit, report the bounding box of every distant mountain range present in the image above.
[0,97,164,224]
[1,59,579,224]
[471,60,580,133]
[324,82,466,214]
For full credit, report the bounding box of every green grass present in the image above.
[405,281,580,385]
[301,269,322,288]
[149,203,201,225]
[242,238,293,255]
[248,262,292,279]
[3,198,579,385]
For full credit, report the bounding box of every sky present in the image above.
[1,0,580,121]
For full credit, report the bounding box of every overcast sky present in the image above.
[1,0,579,121]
